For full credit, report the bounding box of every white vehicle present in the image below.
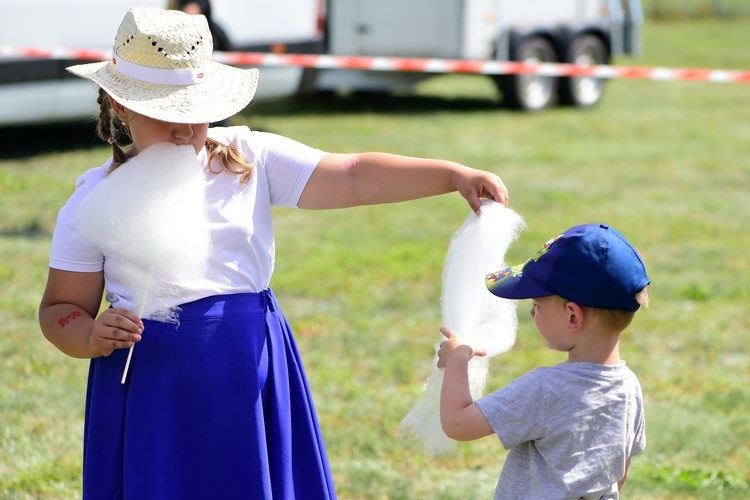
[313,0,643,110]
[0,0,641,126]
[0,0,324,126]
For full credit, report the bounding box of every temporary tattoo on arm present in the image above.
[58,311,82,328]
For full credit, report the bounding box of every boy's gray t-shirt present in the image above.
[475,361,646,500]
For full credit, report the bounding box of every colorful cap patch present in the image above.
[485,223,650,312]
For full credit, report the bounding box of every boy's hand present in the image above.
[437,326,487,368]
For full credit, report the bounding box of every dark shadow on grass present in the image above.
[0,121,101,159]
[0,227,50,239]
[244,91,504,118]
[0,93,505,158]
[0,218,50,239]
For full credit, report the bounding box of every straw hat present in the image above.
[67,5,259,124]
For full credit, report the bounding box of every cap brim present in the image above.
[66,60,258,124]
[485,264,552,299]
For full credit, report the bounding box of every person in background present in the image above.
[38,6,509,499]
[438,223,649,499]
[167,0,232,50]
[168,0,232,126]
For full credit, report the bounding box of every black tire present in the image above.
[496,37,558,111]
[558,35,609,108]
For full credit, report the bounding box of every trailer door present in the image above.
[328,0,463,58]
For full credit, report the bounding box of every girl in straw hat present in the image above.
[38,5,509,499]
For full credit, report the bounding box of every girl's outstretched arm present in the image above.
[298,153,509,214]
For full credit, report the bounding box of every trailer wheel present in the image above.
[496,37,558,111]
[558,35,609,108]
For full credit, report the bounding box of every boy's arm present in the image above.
[438,327,494,441]
[618,458,632,490]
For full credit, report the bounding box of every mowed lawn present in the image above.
[1,18,748,499]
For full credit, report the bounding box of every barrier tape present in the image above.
[2,45,749,83]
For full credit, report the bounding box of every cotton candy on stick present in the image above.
[74,143,211,383]
[398,201,525,455]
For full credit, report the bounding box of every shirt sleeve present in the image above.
[48,166,108,272]
[240,130,327,208]
[630,379,647,457]
[475,368,549,449]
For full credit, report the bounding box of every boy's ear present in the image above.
[566,302,584,332]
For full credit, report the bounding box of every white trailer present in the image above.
[313,0,643,110]
[0,0,641,126]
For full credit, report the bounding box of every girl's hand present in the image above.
[436,326,487,368]
[89,308,144,357]
[453,167,510,214]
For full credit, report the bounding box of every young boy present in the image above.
[438,223,650,499]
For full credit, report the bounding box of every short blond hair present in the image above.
[559,285,649,334]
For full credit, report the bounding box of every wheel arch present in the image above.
[505,29,561,62]
[506,26,612,64]
[560,27,612,63]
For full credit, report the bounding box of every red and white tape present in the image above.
[2,45,749,83]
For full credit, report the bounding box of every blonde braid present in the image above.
[96,88,130,172]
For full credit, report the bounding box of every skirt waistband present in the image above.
[166,289,279,321]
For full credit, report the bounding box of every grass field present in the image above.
[1,18,749,499]
[641,0,750,19]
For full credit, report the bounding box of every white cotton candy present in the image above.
[398,201,525,455]
[74,143,211,322]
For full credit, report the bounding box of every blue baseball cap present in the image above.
[485,223,650,312]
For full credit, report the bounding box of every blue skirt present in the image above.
[82,289,336,499]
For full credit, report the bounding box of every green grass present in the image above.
[641,0,750,19]
[2,19,749,499]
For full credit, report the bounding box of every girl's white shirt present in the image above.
[49,126,325,311]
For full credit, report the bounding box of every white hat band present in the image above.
[112,56,207,85]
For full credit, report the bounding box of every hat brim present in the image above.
[485,264,552,300]
[66,60,258,124]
